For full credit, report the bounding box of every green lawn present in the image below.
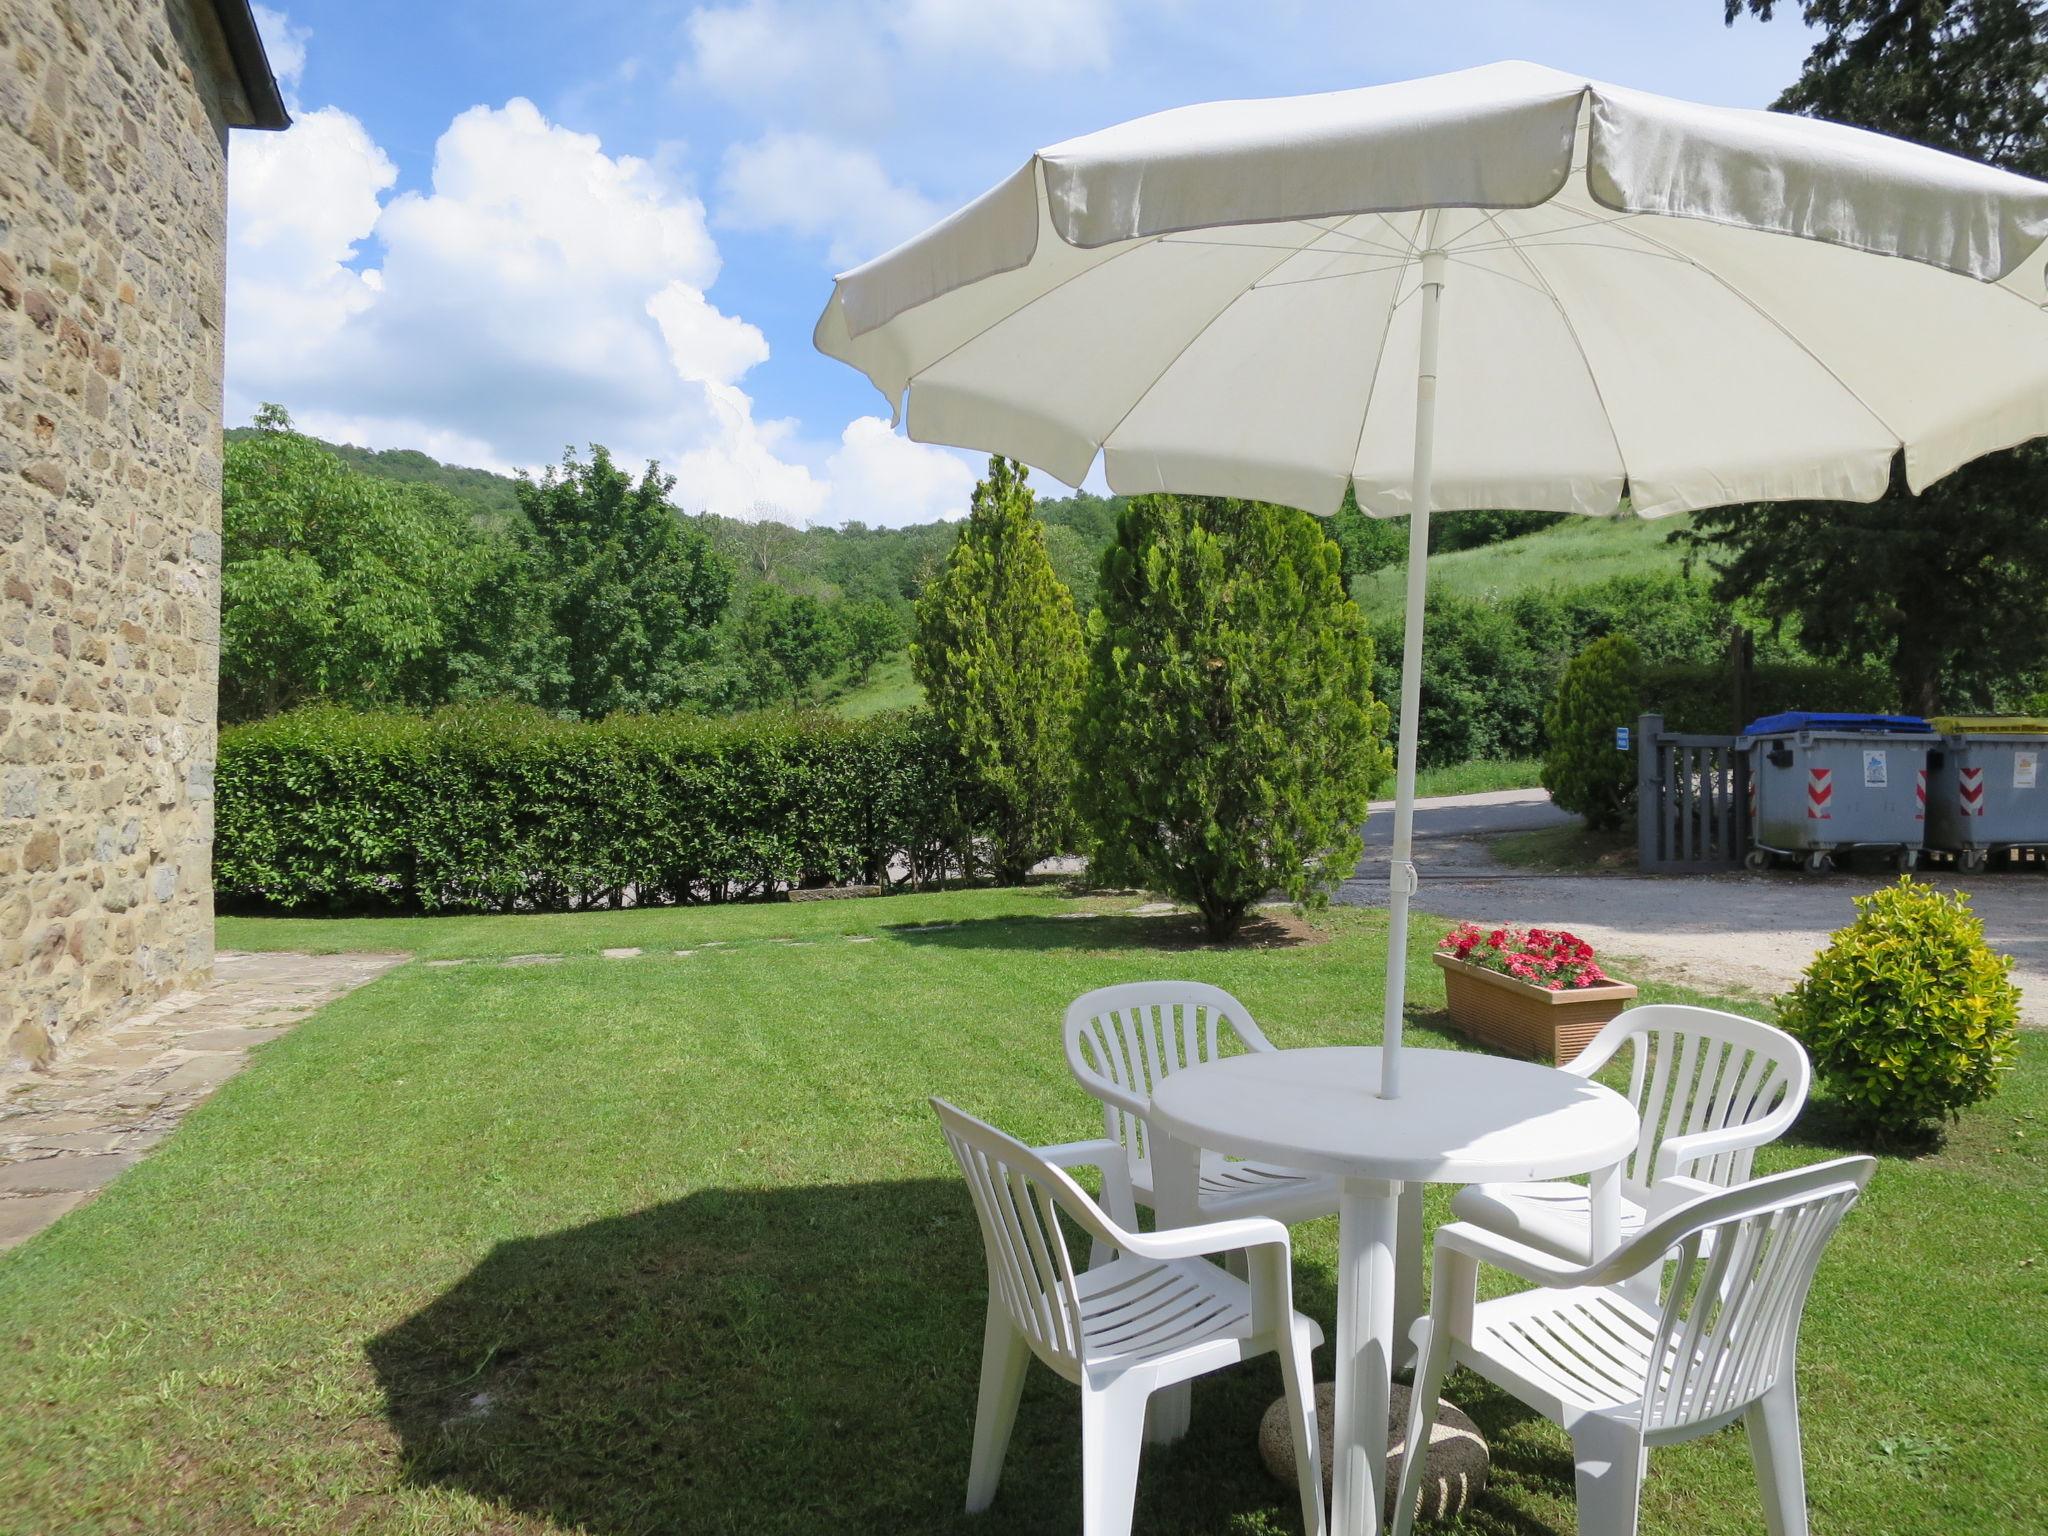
[825,652,923,718]
[0,888,2039,1535]
[1353,513,1689,621]
[1409,758,1545,799]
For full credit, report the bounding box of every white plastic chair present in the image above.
[1393,1155,1875,1536]
[1451,1004,1811,1262]
[932,1097,1326,1536]
[1064,982,1339,1227]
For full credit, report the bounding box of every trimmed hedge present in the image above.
[215,705,969,914]
[1641,660,1895,735]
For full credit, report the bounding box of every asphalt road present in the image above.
[1339,787,2048,1024]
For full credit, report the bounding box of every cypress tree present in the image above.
[912,457,1086,884]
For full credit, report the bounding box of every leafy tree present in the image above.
[734,585,845,702]
[1727,1,2047,176]
[505,447,733,719]
[912,457,1086,883]
[220,406,487,722]
[837,598,903,684]
[1328,488,1408,579]
[1040,520,1102,614]
[1076,495,1392,940]
[1542,634,1646,830]
[1688,0,2048,713]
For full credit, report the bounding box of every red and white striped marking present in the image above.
[1915,767,1926,822]
[1807,767,1833,820]
[1960,766,1986,818]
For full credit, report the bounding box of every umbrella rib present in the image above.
[1090,227,1363,474]
[1252,258,1418,292]
[1481,209,1632,499]
[1559,202,1908,447]
[1344,241,1422,505]
[1295,219,1418,259]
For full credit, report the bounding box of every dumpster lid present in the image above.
[1741,711,1933,737]
[1930,715,2048,734]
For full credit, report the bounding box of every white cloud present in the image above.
[647,281,770,386]
[681,0,892,127]
[227,81,834,515]
[225,105,393,383]
[226,16,989,529]
[825,417,978,524]
[717,131,939,269]
[670,385,830,521]
[892,0,1114,71]
[680,0,1114,123]
[251,4,310,94]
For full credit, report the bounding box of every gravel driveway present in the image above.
[1341,788,2048,1025]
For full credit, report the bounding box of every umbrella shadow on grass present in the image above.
[369,1178,1378,1536]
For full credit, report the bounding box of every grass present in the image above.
[1,887,2042,1536]
[1490,820,1638,873]
[1354,513,1690,621]
[825,652,922,718]
[1409,758,1545,799]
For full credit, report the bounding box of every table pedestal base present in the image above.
[1259,1381,1490,1527]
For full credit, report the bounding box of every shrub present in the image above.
[913,457,1086,884]
[1542,635,1645,830]
[1777,879,2020,1139]
[1641,659,1896,734]
[1369,593,1554,767]
[1076,495,1391,940]
[215,704,968,913]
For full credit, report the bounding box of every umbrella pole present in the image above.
[1379,244,1446,1101]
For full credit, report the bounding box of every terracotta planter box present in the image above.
[1432,952,1637,1065]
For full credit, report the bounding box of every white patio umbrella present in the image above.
[815,61,2048,1099]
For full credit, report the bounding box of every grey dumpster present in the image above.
[1738,712,1940,873]
[1925,716,2048,872]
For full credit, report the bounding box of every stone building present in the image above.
[2,1,286,1067]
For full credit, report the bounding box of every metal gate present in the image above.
[1636,713,1749,871]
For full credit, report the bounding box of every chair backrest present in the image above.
[1575,1004,1811,1193]
[1063,982,1273,1183]
[1622,1155,1874,1435]
[931,1097,1126,1377]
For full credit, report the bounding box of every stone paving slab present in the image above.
[0,949,407,1252]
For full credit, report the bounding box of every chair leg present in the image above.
[1390,1317,1451,1536]
[1079,1377,1149,1536]
[966,1305,1031,1513]
[1276,1316,1326,1536]
[1746,1381,1808,1536]
[1569,1418,1646,1536]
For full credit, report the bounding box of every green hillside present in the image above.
[1353,511,1690,620]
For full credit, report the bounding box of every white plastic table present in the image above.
[1148,1046,1640,1536]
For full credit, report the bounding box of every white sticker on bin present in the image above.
[1863,750,1887,788]
[2018,751,2039,790]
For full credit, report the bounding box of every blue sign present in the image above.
[1615,726,1631,751]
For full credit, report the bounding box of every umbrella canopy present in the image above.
[814,60,2048,1093]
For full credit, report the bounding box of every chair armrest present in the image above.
[1644,1175,1718,1221]
[1432,1220,1600,1289]
[1120,1214,1291,1264]
[1653,1117,1788,1182]
[1037,1138,1140,1230]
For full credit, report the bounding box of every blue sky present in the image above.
[228,1,1819,525]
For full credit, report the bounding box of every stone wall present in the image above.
[0,0,243,1067]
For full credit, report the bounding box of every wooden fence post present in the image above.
[1637,713,1664,871]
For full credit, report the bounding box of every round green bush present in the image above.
[1542,634,1644,830]
[1778,878,2020,1138]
